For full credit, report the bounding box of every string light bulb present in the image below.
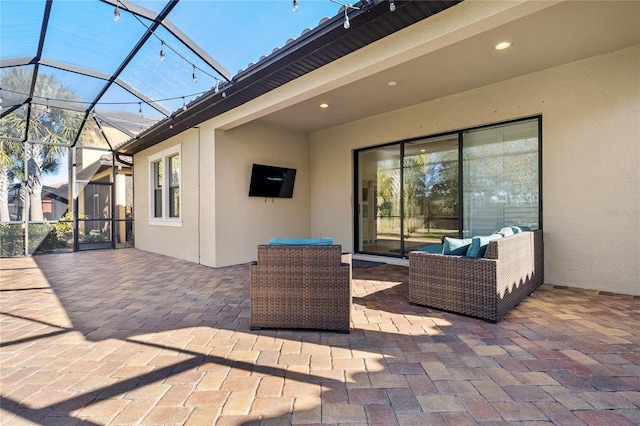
[138,102,143,116]
[214,80,220,93]
[292,0,298,12]
[182,97,187,111]
[160,41,166,61]
[343,9,350,29]
[46,98,51,114]
[114,5,120,22]
[389,0,396,12]
[192,65,197,83]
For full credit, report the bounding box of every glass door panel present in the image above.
[357,145,402,256]
[403,135,459,256]
[462,119,540,237]
[77,180,113,250]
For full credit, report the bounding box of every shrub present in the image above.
[0,223,25,256]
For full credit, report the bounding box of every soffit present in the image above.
[257,0,640,131]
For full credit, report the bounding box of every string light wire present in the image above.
[113,0,225,84]
[3,0,397,116]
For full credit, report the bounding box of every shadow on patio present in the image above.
[1,249,639,425]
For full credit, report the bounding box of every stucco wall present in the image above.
[210,121,311,267]
[310,45,640,295]
[133,128,201,263]
[135,121,311,268]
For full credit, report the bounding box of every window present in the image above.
[462,119,540,236]
[149,145,181,226]
[153,160,162,218]
[168,155,180,218]
[354,117,540,257]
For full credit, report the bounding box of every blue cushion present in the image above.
[511,226,522,234]
[466,234,502,258]
[418,244,445,254]
[268,237,333,245]
[442,237,472,255]
[497,227,514,237]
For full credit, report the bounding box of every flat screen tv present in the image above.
[248,163,296,198]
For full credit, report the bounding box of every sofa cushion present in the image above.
[498,227,515,237]
[442,237,472,255]
[418,244,445,254]
[269,237,334,245]
[511,226,523,234]
[466,234,502,257]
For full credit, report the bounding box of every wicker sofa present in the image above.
[409,230,543,322]
[250,244,351,332]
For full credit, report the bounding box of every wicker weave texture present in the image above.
[409,230,543,322]
[250,245,351,332]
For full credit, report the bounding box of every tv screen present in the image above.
[248,164,296,198]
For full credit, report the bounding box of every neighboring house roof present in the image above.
[116,0,461,155]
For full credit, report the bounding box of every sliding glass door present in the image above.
[403,135,459,253]
[355,116,541,258]
[462,118,540,236]
[356,134,459,257]
[357,145,402,256]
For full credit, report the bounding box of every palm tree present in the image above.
[0,68,82,221]
[0,141,14,221]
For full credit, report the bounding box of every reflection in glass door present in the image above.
[403,135,459,254]
[356,134,459,257]
[355,117,540,258]
[357,145,402,256]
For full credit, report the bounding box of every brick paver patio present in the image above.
[1,249,639,425]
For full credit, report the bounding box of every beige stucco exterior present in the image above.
[133,2,639,295]
[310,45,639,295]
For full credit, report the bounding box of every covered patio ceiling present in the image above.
[251,0,640,132]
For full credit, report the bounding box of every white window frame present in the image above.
[148,144,182,227]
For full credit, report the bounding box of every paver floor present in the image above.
[1,249,639,425]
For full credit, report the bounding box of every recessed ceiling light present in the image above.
[387,81,397,86]
[319,103,329,109]
[495,41,512,50]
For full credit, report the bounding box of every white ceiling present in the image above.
[257,0,640,132]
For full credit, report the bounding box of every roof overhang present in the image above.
[116,0,462,155]
[118,0,640,156]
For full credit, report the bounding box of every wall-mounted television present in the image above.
[248,163,297,198]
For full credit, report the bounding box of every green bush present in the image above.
[81,233,108,243]
[29,223,66,253]
[0,223,25,256]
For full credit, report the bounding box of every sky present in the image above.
[149,0,342,76]
[2,0,343,185]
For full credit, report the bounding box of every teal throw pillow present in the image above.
[443,237,472,255]
[466,234,502,257]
